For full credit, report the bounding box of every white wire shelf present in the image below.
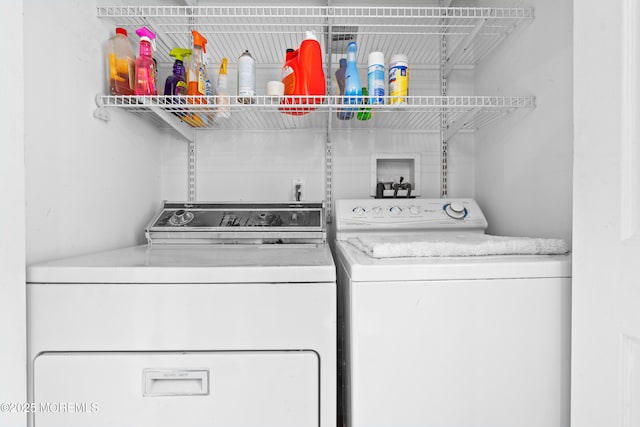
[97,6,533,68]
[97,95,535,137]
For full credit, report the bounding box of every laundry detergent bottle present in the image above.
[280,31,325,115]
[134,26,157,95]
[298,30,326,105]
[344,42,362,111]
[107,27,135,95]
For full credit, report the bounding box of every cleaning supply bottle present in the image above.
[357,87,372,121]
[368,51,385,104]
[344,42,362,105]
[335,58,352,120]
[280,31,326,115]
[107,27,135,95]
[187,30,208,101]
[186,30,208,127]
[281,48,297,96]
[344,41,362,111]
[389,54,409,104]
[237,49,256,104]
[298,30,325,106]
[134,26,157,95]
[215,57,230,119]
[164,48,191,96]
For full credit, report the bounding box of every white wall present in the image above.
[472,0,573,243]
[0,0,27,425]
[24,0,168,264]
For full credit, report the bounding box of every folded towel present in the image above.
[347,232,569,259]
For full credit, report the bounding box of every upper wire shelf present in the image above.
[97,6,534,67]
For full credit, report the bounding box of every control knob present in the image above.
[169,209,195,226]
[444,202,468,220]
[352,207,366,216]
[409,206,421,215]
[389,206,403,215]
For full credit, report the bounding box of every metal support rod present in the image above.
[439,0,449,198]
[188,137,197,202]
[324,0,334,223]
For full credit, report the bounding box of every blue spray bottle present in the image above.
[344,42,362,112]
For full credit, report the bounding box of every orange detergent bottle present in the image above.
[280,31,326,116]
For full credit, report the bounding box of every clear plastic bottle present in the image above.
[186,30,208,127]
[107,27,135,95]
[134,27,157,95]
[215,57,231,119]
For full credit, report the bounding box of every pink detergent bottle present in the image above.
[134,26,157,95]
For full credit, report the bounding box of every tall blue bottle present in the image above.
[344,42,362,112]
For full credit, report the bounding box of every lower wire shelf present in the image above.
[96,94,535,138]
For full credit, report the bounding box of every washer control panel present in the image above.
[335,198,488,233]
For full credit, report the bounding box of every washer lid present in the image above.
[336,241,571,282]
[27,244,336,284]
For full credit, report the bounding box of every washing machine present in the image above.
[27,201,336,427]
[334,198,571,427]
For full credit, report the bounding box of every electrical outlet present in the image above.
[292,178,305,201]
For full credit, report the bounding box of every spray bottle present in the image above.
[164,48,191,96]
[344,41,362,111]
[215,57,230,119]
[134,26,157,95]
[186,30,208,127]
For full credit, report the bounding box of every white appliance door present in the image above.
[347,278,571,427]
[33,351,318,427]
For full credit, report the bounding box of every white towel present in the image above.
[347,232,569,259]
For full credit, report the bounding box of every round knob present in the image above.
[444,203,467,220]
[409,206,420,215]
[372,206,382,215]
[450,202,465,213]
[353,207,366,216]
[389,206,402,215]
[169,209,194,226]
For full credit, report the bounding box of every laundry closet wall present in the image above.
[472,0,573,244]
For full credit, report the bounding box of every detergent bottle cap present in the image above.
[169,48,192,62]
[115,27,128,36]
[305,30,318,41]
[192,30,208,53]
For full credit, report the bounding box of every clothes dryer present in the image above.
[27,201,336,427]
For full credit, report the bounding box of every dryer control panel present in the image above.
[335,198,488,238]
